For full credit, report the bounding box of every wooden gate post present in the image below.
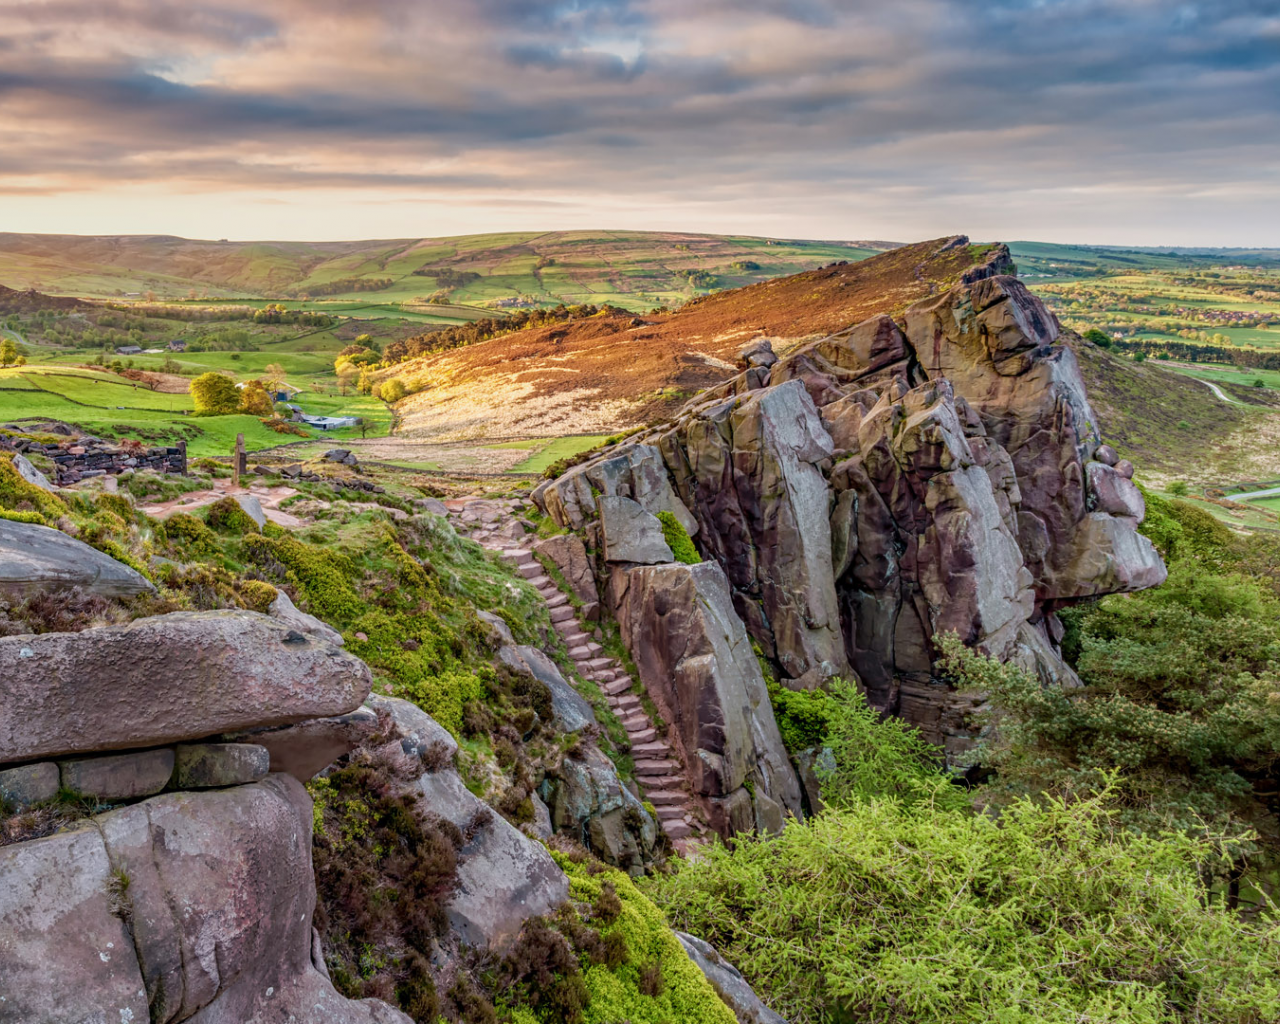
[233,433,246,486]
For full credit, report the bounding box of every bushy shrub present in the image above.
[766,682,835,751]
[649,788,1280,1024]
[655,511,700,564]
[0,455,67,521]
[237,580,278,613]
[379,377,408,403]
[159,511,218,555]
[205,496,260,534]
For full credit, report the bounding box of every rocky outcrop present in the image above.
[0,610,372,762]
[612,560,804,836]
[533,532,601,619]
[537,248,1166,760]
[498,643,598,733]
[363,694,570,951]
[0,518,157,597]
[678,931,787,1024]
[0,767,409,1024]
[542,743,660,873]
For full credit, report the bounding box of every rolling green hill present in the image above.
[0,230,886,312]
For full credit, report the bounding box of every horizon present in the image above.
[1,2,1277,246]
[2,227,1278,253]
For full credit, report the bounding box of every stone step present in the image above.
[630,741,672,758]
[526,575,552,590]
[633,758,680,775]
[654,804,687,821]
[549,605,576,624]
[584,642,604,656]
[611,697,641,713]
[583,657,614,672]
[516,561,542,579]
[662,820,694,839]
[620,715,648,732]
[543,592,569,609]
[567,645,592,660]
[501,548,531,564]
[602,679,631,697]
[642,789,686,806]
[626,727,657,745]
[553,617,580,634]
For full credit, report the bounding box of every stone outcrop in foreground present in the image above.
[537,241,1166,762]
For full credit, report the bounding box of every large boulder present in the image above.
[268,588,345,646]
[0,517,156,597]
[612,560,804,838]
[0,610,372,764]
[11,452,56,492]
[497,644,597,734]
[0,775,410,1024]
[414,763,568,951]
[0,824,150,1023]
[542,744,659,873]
[599,495,674,565]
[533,532,601,610]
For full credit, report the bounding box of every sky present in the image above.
[0,0,1278,245]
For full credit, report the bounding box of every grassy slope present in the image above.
[0,230,882,310]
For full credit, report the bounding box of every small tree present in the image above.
[0,338,17,366]
[357,416,371,439]
[190,371,241,415]
[238,379,274,416]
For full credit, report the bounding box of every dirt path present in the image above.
[140,484,306,528]
[1193,377,1245,406]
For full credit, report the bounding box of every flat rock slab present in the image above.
[60,747,174,800]
[226,707,379,781]
[174,742,270,788]
[0,609,372,764]
[0,518,156,598]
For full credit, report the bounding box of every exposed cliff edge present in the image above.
[535,238,1167,784]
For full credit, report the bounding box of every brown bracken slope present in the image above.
[390,237,1009,441]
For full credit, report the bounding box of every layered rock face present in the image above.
[537,247,1166,757]
[0,608,411,1024]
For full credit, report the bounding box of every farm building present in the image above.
[115,345,142,355]
[301,414,359,430]
[168,338,187,352]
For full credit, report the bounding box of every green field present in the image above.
[508,435,612,474]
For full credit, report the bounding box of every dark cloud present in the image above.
[0,0,1276,241]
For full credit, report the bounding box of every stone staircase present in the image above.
[444,497,704,849]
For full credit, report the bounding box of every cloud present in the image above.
[0,0,1276,242]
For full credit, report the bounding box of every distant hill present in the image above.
[386,236,1008,440]
[0,230,882,309]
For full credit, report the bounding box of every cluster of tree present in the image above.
[288,277,393,298]
[189,371,280,417]
[1104,336,1280,371]
[380,304,626,366]
[251,304,335,326]
[411,267,480,290]
[678,269,717,289]
[0,338,28,366]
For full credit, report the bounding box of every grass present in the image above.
[509,435,612,474]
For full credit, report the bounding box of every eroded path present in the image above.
[140,484,306,528]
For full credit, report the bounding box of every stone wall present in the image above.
[1,433,187,484]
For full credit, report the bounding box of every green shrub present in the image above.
[544,854,739,1024]
[159,512,218,555]
[0,508,46,524]
[1168,480,1190,496]
[243,533,363,621]
[0,455,66,521]
[237,580,278,613]
[656,511,700,564]
[766,682,834,751]
[394,669,485,739]
[648,789,1280,1024]
[205,496,260,534]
